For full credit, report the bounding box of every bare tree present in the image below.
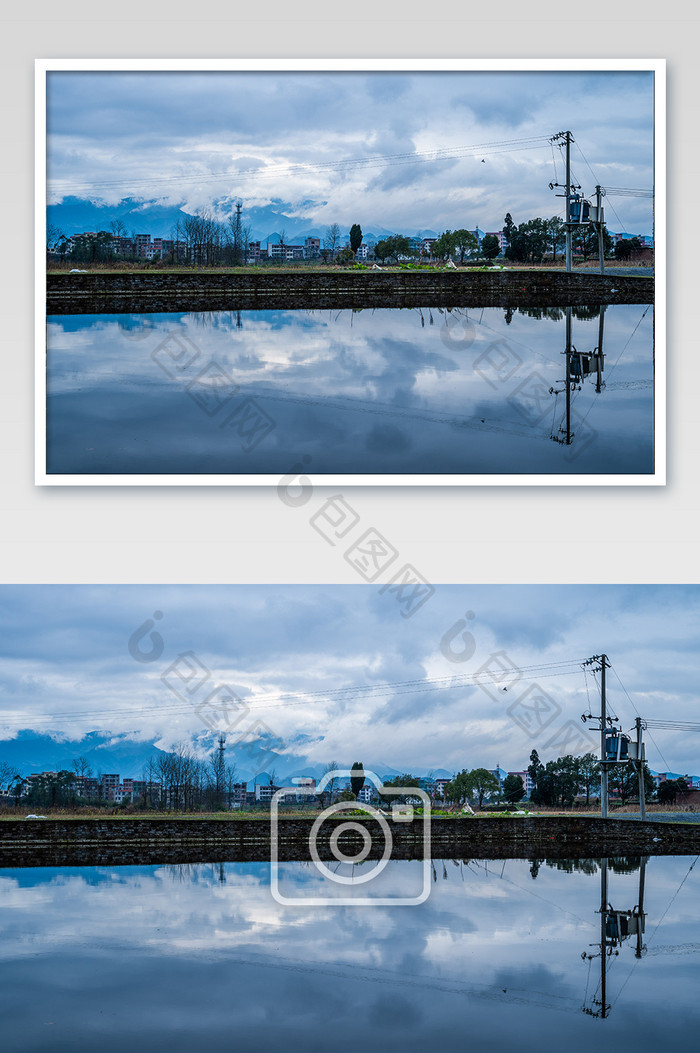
[323,223,341,261]
[320,761,340,806]
[0,761,17,795]
[46,223,66,257]
[72,757,93,779]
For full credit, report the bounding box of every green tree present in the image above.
[573,222,614,261]
[658,777,688,805]
[464,768,500,808]
[379,774,421,805]
[545,216,566,261]
[502,213,517,249]
[451,229,479,264]
[503,774,525,804]
[614,239,635,261]
[432,230,454,261]
[577,753,600,805]
[444,770,470,807]
[374,235,410,263]
[528,749,544,790]
[349,223,363,255]
[481,233,500,259]
[350,762,365,798]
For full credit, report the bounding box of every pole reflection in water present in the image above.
[582,856,648,1018]
[550,305,607,448]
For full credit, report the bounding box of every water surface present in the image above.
[0,855,695,1051]
[46,306,654,475]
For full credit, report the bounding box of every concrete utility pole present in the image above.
[636,716,646,821]
[582,653,611,818]
[550,132,579,274]
[600,654,609,818]
[595,185,605,275]
[565,131,573,273]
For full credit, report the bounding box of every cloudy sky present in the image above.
[46,68,656,234]
[0,584,697,775]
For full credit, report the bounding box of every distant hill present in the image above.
[47,196,413,244]
[0,730,455,785]
[0,731,170,779]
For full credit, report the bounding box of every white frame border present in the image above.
[35,57,665,487]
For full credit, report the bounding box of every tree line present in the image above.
[0,744,239,812]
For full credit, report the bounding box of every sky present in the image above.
[0,584,697,776]
[46,69,656,235]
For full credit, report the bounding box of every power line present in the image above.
[608,663,673,775]
[644,720,700,733]
[48,135,553,195]
[0,658,590,730]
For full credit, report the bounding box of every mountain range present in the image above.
[47,196,438,246]
[0,731,454,786]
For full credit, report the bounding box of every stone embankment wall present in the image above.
[46,271,654,314]
[0,816,694,868]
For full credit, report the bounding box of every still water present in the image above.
[0,855,696,1051]
[46,305,654,476]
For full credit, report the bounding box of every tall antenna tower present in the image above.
[233,199,243,262]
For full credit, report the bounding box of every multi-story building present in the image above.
[304,237,321,259]
[507,771,534,797]
[101,774,120,796]
[267,243,304,261]
[133,234,154,259]
[432,777,452,800]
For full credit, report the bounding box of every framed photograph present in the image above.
[37,59,664,485]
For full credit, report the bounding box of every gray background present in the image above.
[1,2,687,585]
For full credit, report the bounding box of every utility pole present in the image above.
[600,655,608,818]
[595,185,605,275]
[635,716,646,821]
[549,132,580,274]
[581,653,611,818]
[565,131,573,273]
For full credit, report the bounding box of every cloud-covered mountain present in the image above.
[47,196,401,244]
[0,730,455,785]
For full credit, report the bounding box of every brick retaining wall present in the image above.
[46,270,654,314]
[0,816,694,868]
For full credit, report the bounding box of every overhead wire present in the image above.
[0,658,592,731]
[49,135,553,195]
